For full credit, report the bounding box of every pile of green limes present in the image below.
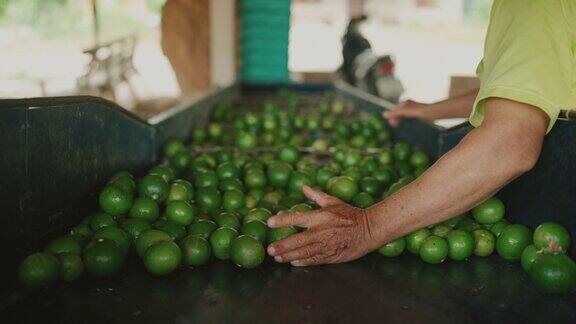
[17,91,576,295]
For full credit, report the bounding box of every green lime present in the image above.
[219,178,244,192]
[148,164,176,183]
[341,167,363,182]
[223,189,246,212]
[395,162,412,177]
[378,237,406,257]
[196,187,222,213]
[327,176,358,202]
[393,142,412,161]
[167,179,194,202]
[431,224,452,238]
[472,197,505,225]
[406,228,431,254]
[138,174,169,202]
[45,237,82,255]
[359,177,382,197]
[135,229,172,257]
[290,203,313,213]
[58,252,83,282]
[170,150,192,171]
[121,218,151,241]
[230,235,265,269]
[214,212,241,230]
[163,139,185,158]
[210,227,239,260]
[144,241,182,275]
[413,166,427,177]
[180,235,211,267]
[409,151,430,168]
[165,200,197,226]
[316,168,336,190]
[343,150,362,168]
[216,162,240,180]
[351,192,375,208]
[441,214,465,228]
[18,252,59,288]
[248,187,265,202]
[489,219,510,237]
[278,145,301,164]
[377,148,393,165]
[268,226,298,244]
[419,235,449,264]
[533,222,571,252]
[372,169,393,185]
[128,197,159,222]
[244,168,267,188]
[267,161,293,189]
[288,171,313,194]
[70,223,91,238]
[194,170,219,189]
[83,239,124,277]
[153,220,187,241]
[240,220,268,244]
[243,208,272,224]
[530,252,576,295]
[67,232,89,247]
[89,212,116,232]
[455,217,481,232]
[446,230,474,261]
[188,219,218,239]
[93,227,131,255]
[109,174,136,193]
[261,191,282,206]
[385,176,415,197]
[472,229,495,257]
[237,132,257,151]
[99,185,133,216]
[496,224,532,261]
[521,244,540,273]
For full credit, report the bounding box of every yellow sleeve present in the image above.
[470,0,576,133]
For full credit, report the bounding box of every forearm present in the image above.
[368,99,546,245]
[427,88,479,120]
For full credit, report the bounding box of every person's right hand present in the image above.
[383,100,435,127]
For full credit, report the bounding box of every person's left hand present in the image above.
[266,186,380,266]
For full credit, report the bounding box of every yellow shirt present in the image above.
[470,0,576,133]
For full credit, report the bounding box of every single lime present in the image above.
[230,235,265,269]
[378,237,406,257]
[18,252,59,288]
[209,227,239,260]
[180,235,211,267]
[58,252,84,282]
[144,241,182,275]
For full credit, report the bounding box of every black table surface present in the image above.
[2,253,575,324]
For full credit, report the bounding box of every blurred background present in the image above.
[0,0,491,114]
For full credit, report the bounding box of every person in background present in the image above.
[161,0,210,97]
[340,15,370,85]
[266,0,576,266]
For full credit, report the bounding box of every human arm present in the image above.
[267,98,548,266]
[383,88,479,127]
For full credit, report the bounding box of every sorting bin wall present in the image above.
[0,97,156,292]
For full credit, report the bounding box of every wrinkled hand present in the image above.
[382,99,434,127]
[266,186,379,266]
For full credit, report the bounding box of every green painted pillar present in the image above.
[241,0,291,83]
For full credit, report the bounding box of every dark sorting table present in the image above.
[2,83,576,323]
[2,254,576,324]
